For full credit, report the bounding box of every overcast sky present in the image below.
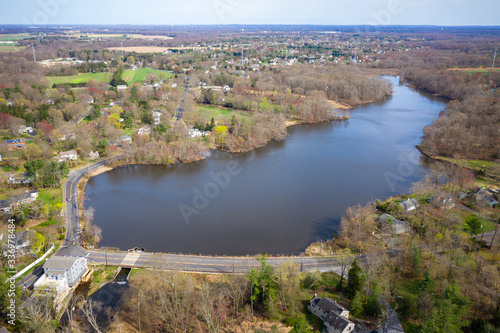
[2,0,499,26]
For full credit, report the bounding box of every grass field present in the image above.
[122,68,172,84]
[0,45,26,53]
[0,33,31,42]
[47,68,171,86]
[197,105,252,123]
[47,72,113,85]
[38,188,63,206]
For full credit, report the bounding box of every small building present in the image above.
[18,125,34,134]
[222,85,231,92]
[309,295,355,333]
[0,191,38,212]
[433,192,456,209]
[475,188,499,207]
[55,150,78,163]
[6,138,25,150]
[34,256,88,295]
[152,109,163,126]
[88,151,100,160]
[116,85,127,91]
[1,230,31,258]
[137,126,151,136]
[379,213,410,234]
[118,135,132,145]
[399,199,419,212]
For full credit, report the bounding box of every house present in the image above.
[18,125,34,134]
[34,256,88,296]
[152,110,163,126]
[222,85,231,92]
[1,230,31,258]
[137,126,151,136]
[309,295,355,333]
[379,213,410,234]
[433,192,455,209]
[117,85,127,91]
[118,135,132,145]
[399,199,419,212]
[171,83,178,88]
[7,173,33,185]
[6,138,25,150]
[55,150,78,162]
[88,151,100,160]
[188,128,210,138]
[0,191,38,212]
[59,132,76,141]
[475,188,499,207]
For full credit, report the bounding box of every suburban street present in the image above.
[175,75,190,120]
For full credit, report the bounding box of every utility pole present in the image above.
[492,48,498,69]
[241,29,244,70]
[32,44,36,62]
[121,41,124,60]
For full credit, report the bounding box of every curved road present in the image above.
[50,158,344,274]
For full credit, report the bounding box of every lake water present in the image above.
[85,77,447,255]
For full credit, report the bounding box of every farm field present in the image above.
[47,68,171,86]
[0,33,31,41]
[47,73,113,85]
[121,68,172,84]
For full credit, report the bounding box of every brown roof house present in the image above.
[309,295,356,333]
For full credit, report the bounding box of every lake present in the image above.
[85,76,447,255]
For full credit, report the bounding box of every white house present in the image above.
[116,85,127,91]
[309,296,355,333]
[18,125,34,134]
[55,150,78,162]
[152,110,163,126]
[379,213,410,234]
[35,256,87,295]
[137,126,152,136]
[399,199,419,212]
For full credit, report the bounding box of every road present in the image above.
[175,75,190,121]
[44,157,346,276]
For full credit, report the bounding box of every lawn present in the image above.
[38,188,62,206]
[197,105,252,123]
[122,68,172,84]
[47,72,113,85]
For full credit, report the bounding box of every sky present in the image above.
[1,0,499,26]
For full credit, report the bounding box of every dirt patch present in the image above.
[328,99,351,109]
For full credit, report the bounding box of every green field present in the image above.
[47,68,171,86]
[197,105,252,124]
[122,68,172,84]
[0,34,31,42]
[38,188,62,206]
[47,73,113,85]
[0,45,26,53]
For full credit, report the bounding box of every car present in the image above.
[66,197,71,202]
[128,247,145,253]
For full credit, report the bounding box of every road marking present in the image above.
[120,252,141,266]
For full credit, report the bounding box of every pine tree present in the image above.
[345,259,363,299]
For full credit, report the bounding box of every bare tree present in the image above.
[82,299,102,333]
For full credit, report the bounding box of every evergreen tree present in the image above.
[345,259,363,299]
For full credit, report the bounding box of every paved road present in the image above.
[52,158,346,273]
[175,75,190,121]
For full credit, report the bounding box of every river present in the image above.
[85,76,447,255]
